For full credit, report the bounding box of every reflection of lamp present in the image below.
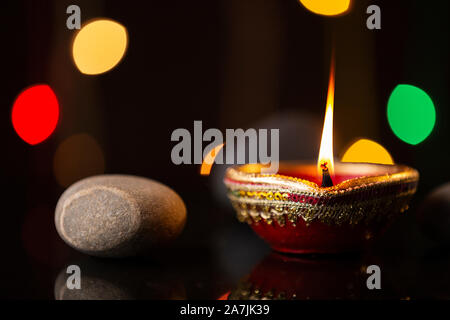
[223,58,419,254]
[227,252,365,300]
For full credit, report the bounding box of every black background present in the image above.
[1,0,449,299]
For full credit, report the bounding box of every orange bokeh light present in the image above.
[299,0,351,16]
[200,143,224,176]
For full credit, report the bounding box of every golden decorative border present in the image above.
[224,163,419,226]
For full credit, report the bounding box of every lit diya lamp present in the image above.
[224,59,419,254]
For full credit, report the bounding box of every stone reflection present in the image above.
[54,258,185,300]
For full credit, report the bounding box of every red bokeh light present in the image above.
[11,84,59,145]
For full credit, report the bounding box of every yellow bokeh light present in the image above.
[341,139,394,165]
[299,0,351,16]
[72,19,128,75]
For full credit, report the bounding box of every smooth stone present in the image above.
[55,175,186,257]
[417,182,450,245]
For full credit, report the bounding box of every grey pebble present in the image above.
[55,175,187,257]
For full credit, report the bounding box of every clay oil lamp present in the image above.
[223,61,419,254]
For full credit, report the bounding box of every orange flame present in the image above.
[317,56,335,177]
[200,143,225,176]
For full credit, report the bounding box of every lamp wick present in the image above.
[321,161,334,187]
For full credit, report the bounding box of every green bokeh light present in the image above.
[387,84,436,145]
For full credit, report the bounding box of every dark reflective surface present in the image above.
[2,195,450,300]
